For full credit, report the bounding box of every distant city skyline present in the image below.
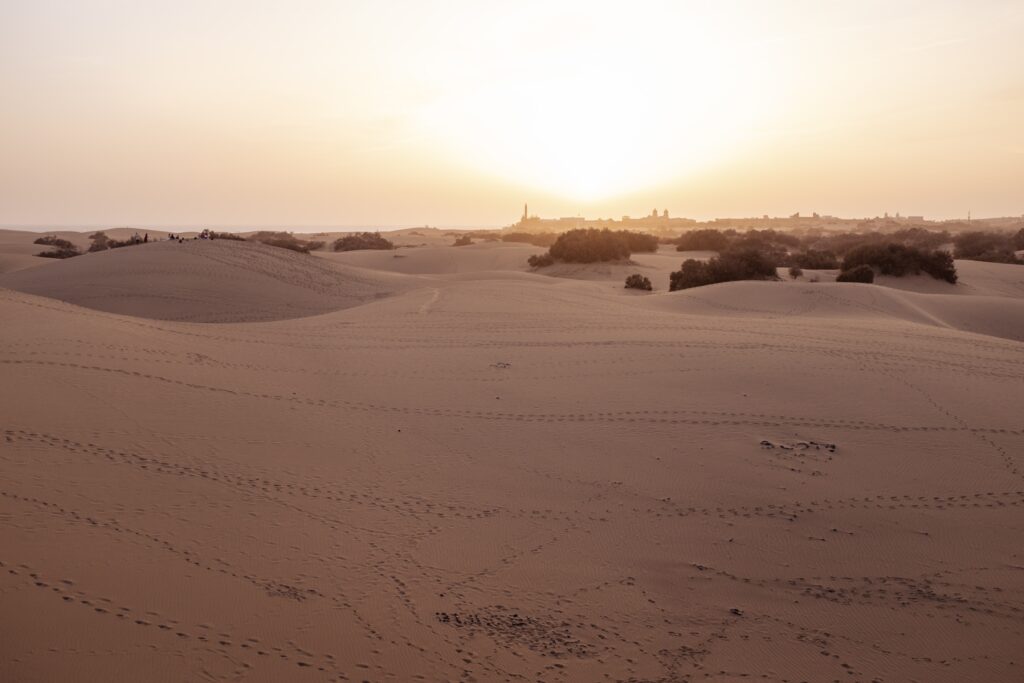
[2,1,1022,226]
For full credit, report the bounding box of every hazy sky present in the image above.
[1,1,1022,227]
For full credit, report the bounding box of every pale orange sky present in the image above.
[1,1,1022,227]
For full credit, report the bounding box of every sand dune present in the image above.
[2,236,1023,682]
[643,279,1024,341]
[323,241,545,274]
[0,239,410,322]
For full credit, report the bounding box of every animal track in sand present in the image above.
[1,428,501,524]
[0,560,344,678]
[4,359,1022,438]
[0,490,321,602]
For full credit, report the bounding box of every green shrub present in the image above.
[37,247,80,259]
[918,249,957,283]
[333,232,394,251]
[33,235,76,249]
[669,248,779,291]
[836,264,875,283]
[624,274,652,291]
[87,231,111,252]
[842,243,956,282]
[527,253,555,268]
[501,232,558,247]
[250,231,322,253]
[669,259,716,290]
[788,266,803,279]
[793,249,839,269]
[621,230,658,253]
[676,229,730,251]
[953,231,1022,264]
[549,228,631,263]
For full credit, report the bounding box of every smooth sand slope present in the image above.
[1,238,1023,683]
[0,239,410,322]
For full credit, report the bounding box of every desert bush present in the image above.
[87,231,111,252]
[745,229,800,248]
[669,260,716,290]
[842,243,956,282]
[624,273,652,291]
[801,227,950,256]
[548,228,631,263]
[452,235,473,247]
[675,229,731,251]
[333,232,394,251]
[836,264,875,283]
[788,266,803,279]
[33,235,75,249]
[37,247,81,259]
[792,249,839,269]
[669,248,779,291]
[250,231,322,253]
[527,252,555,268]
[953,231,1021,264]
[918,249,958,283]
[501,232,558,247]
[209,231,245,241]
[1013,227,1024,250]
[621,230,659,253]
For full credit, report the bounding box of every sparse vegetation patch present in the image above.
[624,274,653,291]
[332,232,394,252]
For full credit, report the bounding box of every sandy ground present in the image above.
[1,230,1022,683]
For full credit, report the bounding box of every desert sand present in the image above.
[1,230,1022,682]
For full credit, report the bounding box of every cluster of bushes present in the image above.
[675,229,731,251]
[452,235,473,247]
[791,249,839,269]
[501,232,557,247]
[527,252,555,268]
[676,228,799,253]
[85,231,148,252]
[209,231,245,241]
[836,264,874,283]
[624,274,652,291]
[675,225,959,261]
[953,230,1024,264]
[804,227,952,255]
[549,229,629,262]
[34,235,81,259]
[669,227,972,286]
[332,232,394,252]
[528,228,657,266]
[841,243,957,283]
[250,231,325,254]
[669,248,778,291]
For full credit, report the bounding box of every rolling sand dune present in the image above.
[0,239,410,322]
[2,236,1023,682]
[644,280,1024,341]
[323,241,546,274]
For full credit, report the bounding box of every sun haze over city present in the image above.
[2,4,1024,683]
[2,0,1022,227]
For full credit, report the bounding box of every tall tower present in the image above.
[523,203,528,222]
